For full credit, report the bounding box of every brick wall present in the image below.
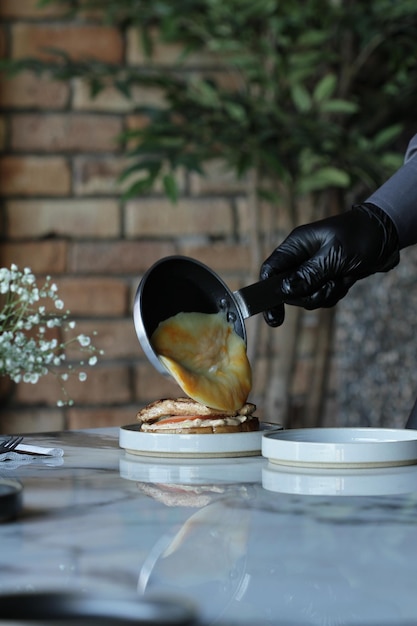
[0,1,330,434]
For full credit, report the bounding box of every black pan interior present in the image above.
[138,256,246,341]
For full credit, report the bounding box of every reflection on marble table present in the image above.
[1,427,417,626]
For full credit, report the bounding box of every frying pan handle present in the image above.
[233,273,288,319]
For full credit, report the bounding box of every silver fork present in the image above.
[0,436,24,454]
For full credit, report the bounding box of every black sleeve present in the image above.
[365,134,417,249]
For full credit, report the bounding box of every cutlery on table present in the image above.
[0,436,64,458]
[0,436,24,454]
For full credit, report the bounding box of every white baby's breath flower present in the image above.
[77,334,91,347]
[0,264,102,407]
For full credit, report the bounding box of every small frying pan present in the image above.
[133,255,287,374]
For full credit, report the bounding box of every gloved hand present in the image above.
[260,203,400,327]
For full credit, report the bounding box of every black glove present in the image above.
[260,203,400,327]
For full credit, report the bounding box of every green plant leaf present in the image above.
[289,51,325,70]
[379,152,404,171]
[372,124,403,149]
[313,74,337,103]
[189,79,221,108]
[224,102,247,122]
[118,159,161,183]
[298,30,330,47]
[162,173,179,203]
[122,177,155,200]
[115,79,132,99]
[175,154,204,174]
[290,84,312,113]
[298,167,350,194]
[89,78,104,98]
[320,99,359,114]
[140,27,153,59]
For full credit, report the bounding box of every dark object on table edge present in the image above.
[0,477,23,522]
[0,591,198,625]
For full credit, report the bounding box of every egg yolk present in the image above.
[151,311,252,412]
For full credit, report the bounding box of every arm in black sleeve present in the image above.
[366,134,417,249]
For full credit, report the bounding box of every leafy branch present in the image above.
[3,0,417,205]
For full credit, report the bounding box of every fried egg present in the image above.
[151,311,252,412]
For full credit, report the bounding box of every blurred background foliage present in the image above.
[4,0,417,210]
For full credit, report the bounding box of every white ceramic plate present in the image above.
[262,427,417,469]
[120,454,264,485]
[119,423,281,458]
[262,463,417,496]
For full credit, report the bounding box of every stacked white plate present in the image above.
[261,427,417,496]
[262,427,417,469]
[119,423,281,458]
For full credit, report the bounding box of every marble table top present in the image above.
[1,427,417,625]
